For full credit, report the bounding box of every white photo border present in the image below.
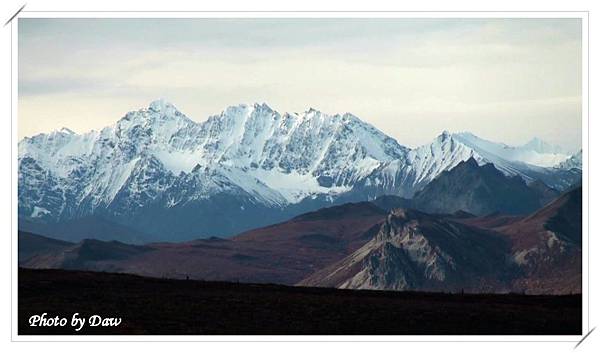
[9,10,590,343]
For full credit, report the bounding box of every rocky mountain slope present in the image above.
[493,187,582,294]
[556,149,583,170]
[301,187,581,294]
[412,158,560,215]
[299,209,512,292]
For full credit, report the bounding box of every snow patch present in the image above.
[30,206,50,218]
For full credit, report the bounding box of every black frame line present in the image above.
[4,4,25,26]
[574,327,596,349]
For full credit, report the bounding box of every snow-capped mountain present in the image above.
[18,100,581,241]
[556,150,582,170]
[355,130,579,198]
[452,133,569,168]
[19,100,408,239]
[355,131,483,197]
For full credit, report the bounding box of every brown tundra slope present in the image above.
[492,186,582,294]
[21,202,387,285]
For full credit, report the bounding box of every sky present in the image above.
[18,18,582,150]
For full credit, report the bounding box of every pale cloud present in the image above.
[18,18,582,150]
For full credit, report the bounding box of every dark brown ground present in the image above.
[19,268,581,335]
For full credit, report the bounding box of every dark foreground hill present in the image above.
[19,268,580,335]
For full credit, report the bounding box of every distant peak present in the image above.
[116,99,191,127]
[148,99,177,113]
[58,127,75,134]
[527,136,563,147]
[524,137,545,148]
[437,130,452,142]
[222,102,274,114]
[523,137,563,154]
[45,127,76,137]
[252,102,273,111]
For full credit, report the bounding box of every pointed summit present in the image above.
[58,127,75,135]
[148,98,177,113]
[114,99,194,140]
[252,102,273,111]
[523,137,563,154]
[437,130,452,142]
[221,102,270,116]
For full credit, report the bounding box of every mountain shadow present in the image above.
[412,158,560,216]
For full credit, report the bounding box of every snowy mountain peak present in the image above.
[556,150,582,170]
[438,130,452,141]
[253,102,273,110]
[216,102,276,123]
[523,137,564,155]
[223,102,274,113]
[140,99,193,126]
[452,132,570,168]
[58,127,75,135]
[116,99,193,130]
[148,99,177,113]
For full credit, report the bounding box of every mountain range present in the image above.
[18,100,582,242]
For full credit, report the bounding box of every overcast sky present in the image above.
[18,18,582,150]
